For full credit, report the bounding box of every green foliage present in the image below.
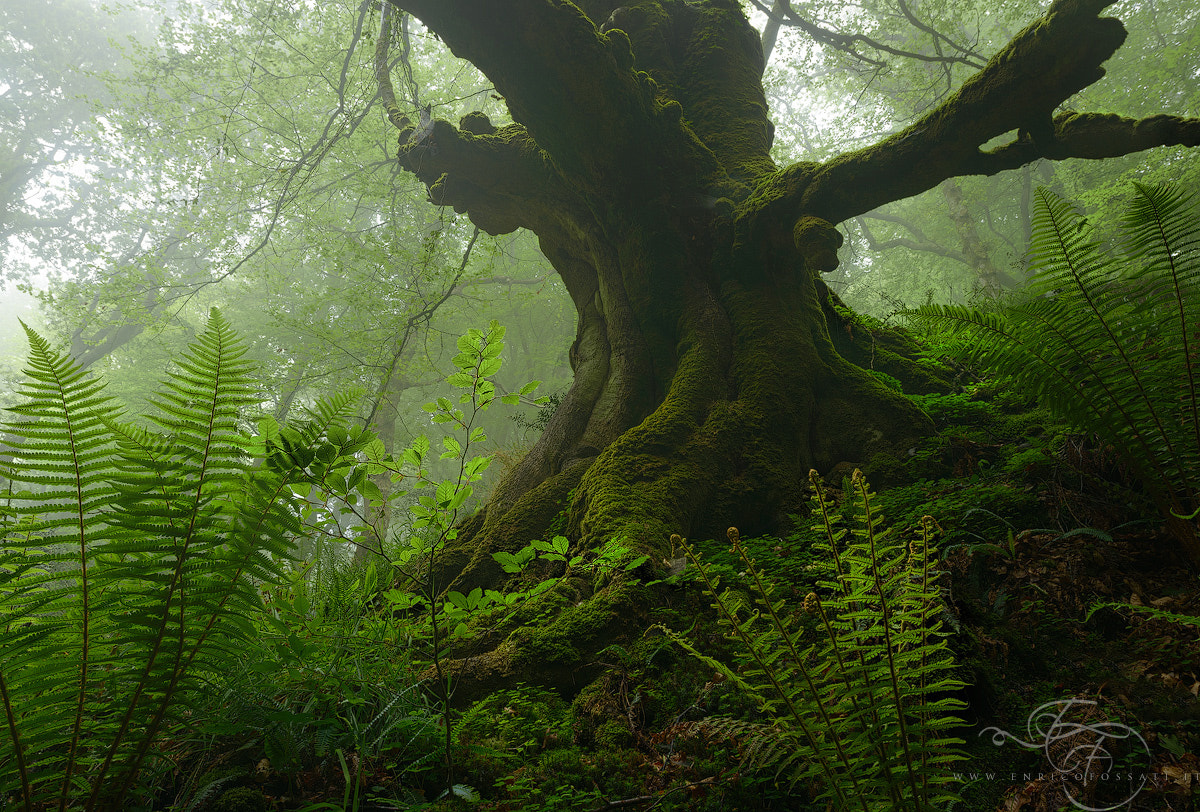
[0,310,373,809]
[910,183,1200,561]
[456,685,571,757]
[211,786,269,812]
[908,392,997,427]
[350,319,564,799]
[658,470,966,811]
[1087,599,1200,631]
[0,316,578,808]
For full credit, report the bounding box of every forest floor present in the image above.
[174,385,1200,812]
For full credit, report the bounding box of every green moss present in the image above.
[510,581,649,671]
[672,0,776,182]
[211,787,268,812]
[867,369,903,393]
[792,215,842,272]
[593,718,634,749]
[601,27,635,71]
[569,301,736,551]
[864,451,904,485]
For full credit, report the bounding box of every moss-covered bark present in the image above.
[381,0,1200,692]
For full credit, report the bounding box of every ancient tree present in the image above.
[378,0,1199,687]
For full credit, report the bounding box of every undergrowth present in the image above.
[659,470,966,811]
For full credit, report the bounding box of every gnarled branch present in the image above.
[394,117,582,236]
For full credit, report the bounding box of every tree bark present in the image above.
[381,0,1200,693]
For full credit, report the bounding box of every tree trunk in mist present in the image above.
[383,0,1200,692]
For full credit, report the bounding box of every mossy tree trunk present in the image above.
[381,0,1200,690]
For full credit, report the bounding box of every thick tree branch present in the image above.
[789,0,1199,225]
[386,0,671,196]
[972,112,1200,171]
[394,116,583,236]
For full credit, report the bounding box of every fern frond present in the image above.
[0,323,122,808]
[1,311,376,809]
[668,473,965,810]
[90,309,280,805]
[911,183,1200,562]
[1120,183,1200,490]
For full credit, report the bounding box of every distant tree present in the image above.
[6,0,581,578]
[0,0,144,246]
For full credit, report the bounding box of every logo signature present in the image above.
[980,698,1150,811]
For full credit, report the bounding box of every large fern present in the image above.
[659,470,965,811]
[911,183,1200,563]
[0,309,368,810]
[0,324,122,812]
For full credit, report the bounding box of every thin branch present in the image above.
[856,214,969,265]
[746,0,985,70]
[172,0,379,309]
[361,227,480,429]
[894,0,987,65]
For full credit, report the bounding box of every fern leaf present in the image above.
[0,324,122,808]
[911,183,1200,561]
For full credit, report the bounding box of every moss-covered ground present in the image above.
[154,383,1200,812]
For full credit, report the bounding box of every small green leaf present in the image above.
[493,551,523,573]
[360,479,384,504]
[465,456,492,479]
[623,555,650,571]
[449,484,473,510]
